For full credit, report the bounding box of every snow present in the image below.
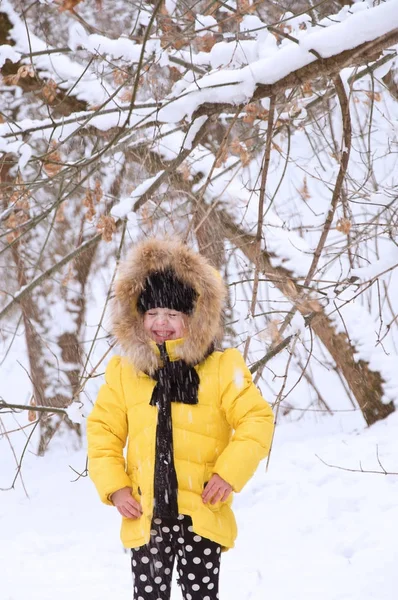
[2,0,396,154]
[1,0,117,106]
[195,15,218,36]
[17,143,32,171]
[351,248,398,282]
[265,213,313,277]
[2,412,398,599]
[165,0,177,16]
[183,116,208,150]
[158,68,257,122]
[209,40,258,69]
[233,368,244,390]
[65,402,86,425]
[0,44,20,67]
[2,0,398,594]
[329,295,398,404]
[159,0,398,123]
[69,23,162,64]
[299,1,398,56]
[111,172,165,219]
[0,104,155,149]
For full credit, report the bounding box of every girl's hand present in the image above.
[202,474,233,505]
[111,487,143,519]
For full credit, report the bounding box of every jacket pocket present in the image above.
[204,462,214,485]
[126,466,142,497]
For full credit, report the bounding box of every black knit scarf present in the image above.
[150,344,200,518]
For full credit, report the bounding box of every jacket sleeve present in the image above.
[213,348,274,493]
[86,356,131,505]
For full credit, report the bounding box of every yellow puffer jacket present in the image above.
[87,338,274,551]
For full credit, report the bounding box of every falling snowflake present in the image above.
[234,368,244,390]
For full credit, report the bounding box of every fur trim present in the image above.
[109,239,226,374]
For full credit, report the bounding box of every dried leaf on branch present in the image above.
[55,203,65,223]
[113,69,129,86]
[271,141,283,154]
[302,82,314,97]
[140,205,154,229]
[243,103,269,124]
[28,398,37,423]
[5,175,31,242]
[97,215,116,242]
[243,103,259,124]
[194,34,217,53]
[336,217,352,235]
[270,21,293,44]
[177,163,192,181]
[93,180,103,204]
[237,0,256,15]
[84,188,96,222]
[364,90,382,102]
[57,0,83,12]
[230,139,251,166]
[4,65,34,85]
[42,80,58,103]
[159,5,186,50]
[169,66,182,82]
[299,176,311,201]
[119,88,133,102]
[10,174,31,209]
[43,142,62,177]
[83,181,102,219]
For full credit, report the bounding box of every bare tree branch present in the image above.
[316,450,398,476]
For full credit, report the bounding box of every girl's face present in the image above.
[143,308,188,344]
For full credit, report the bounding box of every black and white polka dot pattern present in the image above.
[131,514,221,599]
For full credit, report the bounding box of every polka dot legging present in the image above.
[131,514,221,600]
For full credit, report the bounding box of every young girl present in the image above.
[87,238,274,600]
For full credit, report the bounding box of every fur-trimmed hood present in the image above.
[110,239,226,374]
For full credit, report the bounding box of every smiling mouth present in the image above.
[153,331,173,338]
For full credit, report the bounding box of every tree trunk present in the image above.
[220,212,395,426]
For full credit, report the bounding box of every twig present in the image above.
[278,73,352,337]
[69,456,88,482]
[249,333,297,374]
[0,418,29,497]
[0,234,101,321]
[244,94,276,360]
[316,452,397,476]
[0,400,67,415]
[133,114,213,211]
[125,0,164,128]
[265,336,298,472]
[0,418,41,491]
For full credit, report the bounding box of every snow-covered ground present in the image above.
[1,409,397,600]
